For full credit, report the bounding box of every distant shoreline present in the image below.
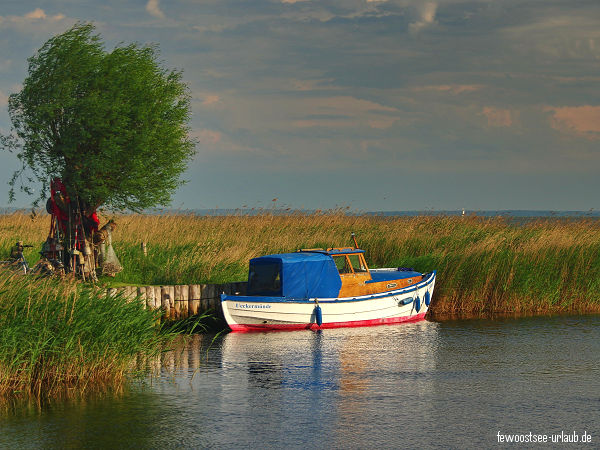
[2,206,599,218]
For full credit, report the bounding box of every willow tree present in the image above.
[2,23,195,277]
[4,22,195,211]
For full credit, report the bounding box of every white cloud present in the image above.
[0,8,66,24]
[0,9,68,33]
[544,105,600,139]
[146,0,166,19]
[409,2,437,34]
[24,8,47,20]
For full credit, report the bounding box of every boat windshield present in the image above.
[332,254,368,274]
[332,255,352,273]
[348,254,368,272]
[248,262,282,295]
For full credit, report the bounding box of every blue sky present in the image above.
[1,0,599,211]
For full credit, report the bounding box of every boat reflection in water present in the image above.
[130,321,440,448]
[216,321,441,447]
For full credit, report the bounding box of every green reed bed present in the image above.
[0,269,171,398]
[2,212,600,316]
[102,213,600,316]
[116,214,600,316]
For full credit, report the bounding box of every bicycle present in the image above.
[0,243,33,275]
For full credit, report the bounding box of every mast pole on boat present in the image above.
[351,232,359,249]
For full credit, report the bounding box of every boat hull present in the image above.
[221,271,436,332]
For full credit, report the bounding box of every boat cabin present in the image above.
[246,247,422,299]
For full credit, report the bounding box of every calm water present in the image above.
[2,315,599,449]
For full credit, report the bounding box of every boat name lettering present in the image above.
[235,303,272,309]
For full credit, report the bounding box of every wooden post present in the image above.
[214,284,225,316]
[161,286,171,318]
[189,284,200,316]
[173,285,188,319]
[111,281,245,321]
[202,284,216,311]
[137,286,146,309]
[177,285,189,318]
[141,241,147,256]
[125,286,137,303]
[167,286,175,319]
[174,285,182,319]
[153,286,161,310]
[144,286,155,310]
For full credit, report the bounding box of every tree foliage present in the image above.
[4,23,195,211]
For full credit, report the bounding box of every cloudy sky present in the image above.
[1,0,599,211]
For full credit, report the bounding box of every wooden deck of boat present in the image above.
[338,272,423,297]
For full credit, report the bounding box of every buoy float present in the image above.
[314,300,323,326]
[415,296,421,312]
[399,297,414,305]
[425,291,431,306]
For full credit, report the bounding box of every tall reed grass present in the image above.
[0,268,169,398]
[2,211,600,316]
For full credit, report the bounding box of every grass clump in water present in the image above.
[0,269,170,398]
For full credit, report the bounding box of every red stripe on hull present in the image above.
[227,311,428,332]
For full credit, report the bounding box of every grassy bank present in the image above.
[2,212,600,315]
[0,268,171,398]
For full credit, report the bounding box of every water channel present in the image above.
[2,315,599,448]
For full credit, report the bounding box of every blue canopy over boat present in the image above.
[247,252,341,299]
